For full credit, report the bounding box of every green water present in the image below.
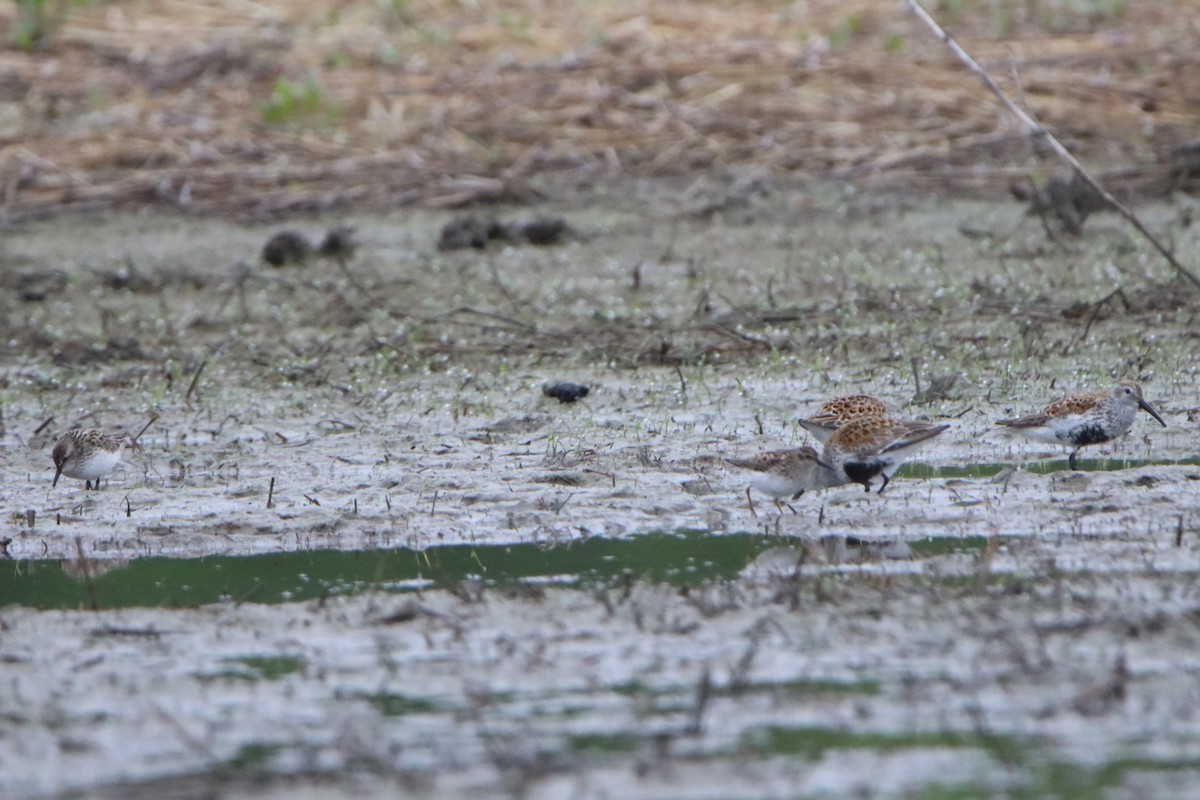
[0,531,990,611]
[899,456,1200,480]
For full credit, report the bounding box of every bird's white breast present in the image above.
[746,472,801,499]
[62,449,122,480]
[1031,416,1087,444]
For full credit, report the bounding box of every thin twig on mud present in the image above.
[333,255,375,303]
[131,414,157,448]
[685,666,713,736]
[1080,291,1123,345]
[705,322,771,349]
[184,357,208,401]
[428,306,538,333]
[904,0,1200,293]
[152,703,220,761]
[1066,287,1129,353]
[487,258,531,317]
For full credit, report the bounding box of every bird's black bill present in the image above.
[1138,399,1167,427]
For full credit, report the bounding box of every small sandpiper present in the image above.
[52,428,129,490]
[725,446,842,515]
[820,416,950,493]
[995,379,1166,469]
[798,394,889,444]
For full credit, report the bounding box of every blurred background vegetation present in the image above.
[0,0,1196,219]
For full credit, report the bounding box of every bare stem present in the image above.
[903,0,1200,292]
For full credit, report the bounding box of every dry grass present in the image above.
[0,0,1196,220]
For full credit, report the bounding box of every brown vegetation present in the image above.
[0,0,1197,220]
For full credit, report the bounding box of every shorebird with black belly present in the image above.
[820,416,950,494]
[995,380,1166,470]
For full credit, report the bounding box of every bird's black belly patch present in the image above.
[843,460,881,488]
[1071,423,1110,446]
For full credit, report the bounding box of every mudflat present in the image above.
[3,183,1199,797]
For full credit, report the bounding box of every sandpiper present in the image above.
[51,429,129,490]
[725,446,842,515]
[995,379,1166,469]
[821,416,950,493]
[798,394,889,444]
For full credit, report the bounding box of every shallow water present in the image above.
[4,530,998,610]
[901,455,1200,479]
[4,531,770,609]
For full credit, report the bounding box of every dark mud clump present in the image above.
[437,214,572,250]
[261,229,312,266]
[262,225,358,266]
[542,381,590,404]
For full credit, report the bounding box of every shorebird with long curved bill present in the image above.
[995,380,1166,469]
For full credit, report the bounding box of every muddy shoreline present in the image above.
[3,184,1200,797]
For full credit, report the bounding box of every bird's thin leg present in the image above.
[877,474,891,494]
[784,501,798,514]
[746,487,757,519]
[1069,449,1080,470]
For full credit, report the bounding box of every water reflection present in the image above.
[59,557,132,581]
[0,532,996,612]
